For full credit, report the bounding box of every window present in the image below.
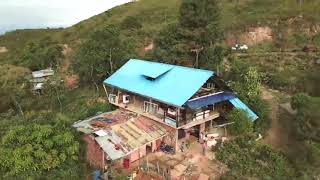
[206,82,215,89]
[143,101,158,114]
[108,94,117,103]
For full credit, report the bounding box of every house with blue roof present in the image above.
[103,59,258,148]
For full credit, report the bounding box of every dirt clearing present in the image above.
[261,87,289,150]
[0,46,8,53]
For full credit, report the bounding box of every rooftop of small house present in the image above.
[32,68,54,78]
[73,109,168,160]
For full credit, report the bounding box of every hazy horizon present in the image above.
[0,0,131,34]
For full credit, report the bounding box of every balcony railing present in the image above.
[178,111,220,129]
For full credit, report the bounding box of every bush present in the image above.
[216,135,295,179]
[86,103,114,117]
[0,123,79,177]
[120,16,142,29]
[267,72,292,91]
[227,109,253,135]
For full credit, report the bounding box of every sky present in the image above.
[0,0,131,34]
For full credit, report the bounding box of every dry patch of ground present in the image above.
[226,26,272,45]
[0,46,8,53]
[60,44,79,89]
[261,87,290,150]
[143,141,227,180]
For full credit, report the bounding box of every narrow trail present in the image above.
[60,44,72,75]
[261,87,284,149]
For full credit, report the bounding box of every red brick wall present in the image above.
[83,135,104,168]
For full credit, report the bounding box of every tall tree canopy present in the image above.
[0,123,79,177]
[73,25,134,84]
[0,64,30,114]
[227,109,253,135]
[20,36,63,70]
[153,0,223,67]
[216,135,295,179]
[290,93,320,178]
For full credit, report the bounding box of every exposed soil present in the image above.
[0,46,8,53]
[139,40,154,57]
[226,26,272,46]
[60,44,79,89]
[261,87,287,150]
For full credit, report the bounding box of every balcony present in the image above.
[108,94,176,128]
[178,110,220,129]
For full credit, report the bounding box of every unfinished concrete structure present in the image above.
[103,59,258,150]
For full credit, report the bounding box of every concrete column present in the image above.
[200,123,205,136]
[185,129,190,140]
[175,129,179,152]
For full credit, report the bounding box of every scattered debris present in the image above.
[231,44,248,51]
[302,44,318,52]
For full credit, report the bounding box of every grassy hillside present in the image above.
[1,0,320,53]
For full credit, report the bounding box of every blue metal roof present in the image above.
[104,59,214,107]
[186,92,237,109]
[229,98,258,121]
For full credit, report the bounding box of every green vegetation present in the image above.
[20,36,63,70]
[120,16,142,30]
[0,122,79,178]
[226,109,253,135]
[72,25,135,84]
[0,64,30,114]
[152,0,223,66]
[225,59,270,135]
[288,93,320,178]
[216,135,295,179]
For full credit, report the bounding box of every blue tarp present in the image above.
[104,59,214,107]
[229,98,258,121]
[186,92,236,109]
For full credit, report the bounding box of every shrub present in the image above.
[86,103,114,117]
[216,135,295,179]
[120,16,142,29]
[227,109,253,135]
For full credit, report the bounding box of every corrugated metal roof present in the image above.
[32,69,54,78]
[73,110,168,160]
[104,59,214,107]
[229,98,258,121]
[186,92,237,109]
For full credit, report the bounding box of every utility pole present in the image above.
[190,47,204,68]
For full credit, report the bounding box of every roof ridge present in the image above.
[129,59,214,74]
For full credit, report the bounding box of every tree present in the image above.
[291,93,320,141]
[120,16,142,29]
[0,64,30,115]
[229,63,261,101]
[44,76,66,112]
[72,25,133,89]
[179,0,222,45]
[0,123,79,177]
[289,93,320,178]
[216,135,295,179]
[227,109,253,135]
[154,0,223,67]
[20,36,63,70]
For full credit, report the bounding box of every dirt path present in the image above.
[261,87,284,149]
[0,46,8,53]
[60,44,72,74]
